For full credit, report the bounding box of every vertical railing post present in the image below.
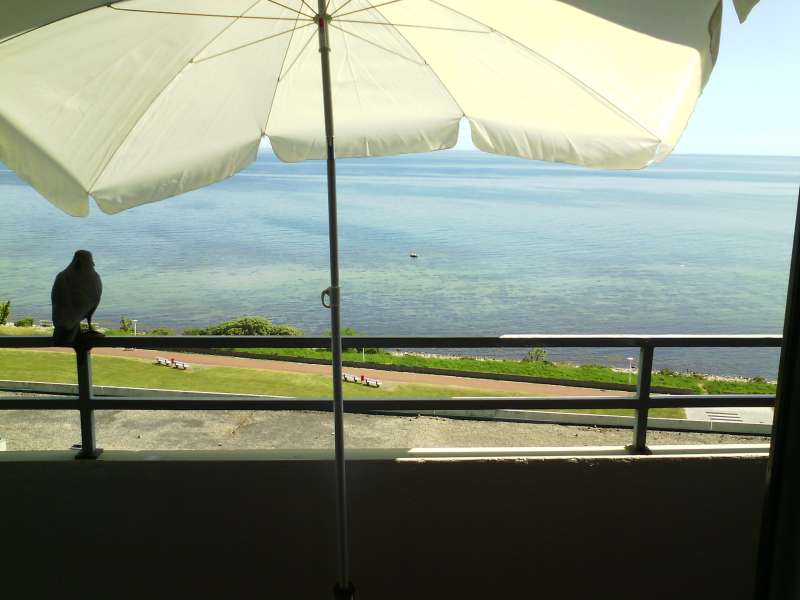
[629,343,654,454]
[75,344,100,459]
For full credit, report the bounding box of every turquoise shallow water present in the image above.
[1,151,798,378]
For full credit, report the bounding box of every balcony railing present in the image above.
[0,334,780,457]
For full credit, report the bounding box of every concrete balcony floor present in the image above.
[0,406,767,451]
[0,444,767,600]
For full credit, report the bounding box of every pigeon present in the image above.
[51,250,103,345]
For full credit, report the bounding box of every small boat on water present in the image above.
[409,252,418,258]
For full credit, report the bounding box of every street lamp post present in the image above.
[131,319,138,336]
[626,356,635,385]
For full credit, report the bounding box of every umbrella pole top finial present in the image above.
[314,0,332,28]
[316,1,331,50]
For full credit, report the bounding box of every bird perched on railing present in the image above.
[51,250,103,345]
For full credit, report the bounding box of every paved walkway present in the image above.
[684,406,773,425]
[38,346,622,397]
[19,348,775,424]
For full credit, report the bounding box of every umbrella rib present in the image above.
[107,4,314,21]
[87,0,286,193]
[192,22,314,64]
[358,0,466,117]
[335,0,405,19]
[274,26,318,83]
[328,23,425,66]
[261,11,308,135]
[299,0,317,15]
[424,0,662,142]
[333,19,487,34]
[338,21,367,123]
[329,0,357,17]
[261,0,315,19]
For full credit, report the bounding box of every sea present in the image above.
[1,150,798,379]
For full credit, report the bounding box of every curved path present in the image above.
[40,346,620,397]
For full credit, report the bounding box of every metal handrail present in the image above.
[0,334,781,456]
[0,333,782,349]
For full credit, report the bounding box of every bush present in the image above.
[14,317,34,327]
[194,316,303,336]
[268,323,305,336]
[147,327,175,336]
[749,376,767,384]
[522,347,547,363]
[119,317,133,333]
[182,327,203,336]
[0,300,10,325]
[658,368,677,376]
[325,326,382,354]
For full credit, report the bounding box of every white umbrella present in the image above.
[0,1,759,596]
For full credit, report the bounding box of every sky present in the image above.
[675,0,800,156]
[454,0,800,156]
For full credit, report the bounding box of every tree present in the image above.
[0,299,9,325]
[194,316,303,336]
[119,317,133,333]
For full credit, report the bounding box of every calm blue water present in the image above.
[1,151,798,378]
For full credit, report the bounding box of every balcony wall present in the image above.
[0,449,767,600]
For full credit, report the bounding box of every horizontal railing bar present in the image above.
[0,394,775,411]
[100,396,643,411]
[0,337,63,348]
[0,397,79,409]
[0,396,640,411]
[497,334,782,348]
[0,334,783,350]
[650,394,775,407]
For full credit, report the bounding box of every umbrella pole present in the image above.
[317,3,355,599]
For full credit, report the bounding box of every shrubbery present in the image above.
[147,327,175,336]
[325,326,382,354]
[0,299,10,325]
[187,316,303,336]
[522,347,547,363]
[14,317,34,327]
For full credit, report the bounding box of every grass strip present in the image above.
[204,347,775,396]
[0,349,683,418]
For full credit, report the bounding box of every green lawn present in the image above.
[0,349,683,417]
[0,349,481,398]
[207,347,775,395]
[1,326,775,396]
[0,325,52,336]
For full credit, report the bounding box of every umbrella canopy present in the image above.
[0,1,760,597]
[1,0,757,217]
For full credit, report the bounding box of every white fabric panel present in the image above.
[92,2,302,213]
[733,0,760,23]
[0,0,758,214]
[379,0,720,167]
[0,4,237,215]
[267,0,462,162]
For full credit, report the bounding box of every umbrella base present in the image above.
[333,582,356,599]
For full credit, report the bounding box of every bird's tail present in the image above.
[53,325,79,346]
